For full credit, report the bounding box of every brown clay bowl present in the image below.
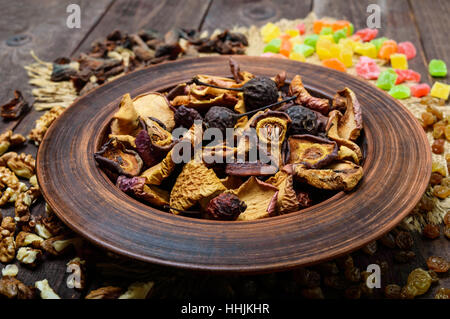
[37,56,431,273]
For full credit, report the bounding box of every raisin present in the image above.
[300,287,324,299]
[362,241,377,255]
[429,172,444,186]
[344,285,361,299]
[423,224,440,239]
[296,191,313,208]
[360,282,374,297]
[445,124,450,141]
[394,250,416,263]
[432,138,445,154]
[426,256,449,273]
[433,121,446,139]
[293,268,321,288]
[445,225,450,239]
[323,275,347,290]
[314,261,339,275]
[433,185,450,199]
[435,287,450,299]
[405,268,432,296]
[427,105,443,120]
[379,233,396,249]
[174,105,202,128]
[427,270,439,284]
[344,267,361,282]
[395,231,414,250]
[421,111,436,127]
[444,211,450,226]
[384,284,402,299]
[432,162,447,177]
[206,193,246,220]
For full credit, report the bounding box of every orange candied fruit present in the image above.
[332,20,351,34]
[313,20,332,34]
[322,58,346,72]
[378,40,398,60]
[280,39,293,57]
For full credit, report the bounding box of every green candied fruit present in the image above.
[293,44,315,57]
[348,23,354,35]
[389,85,411,99]
[429,59,447,77]
[370,37,387,52]
[263,38,282,53]
[304,34,319,49]
[320,27,333,35]
[333,27,348,43]
[376,69,398,91]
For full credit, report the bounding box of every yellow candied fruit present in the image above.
[261,22,281,43]
[390,53,408,70]
[354,43,377,59]
[339,38,359,51]
[316,47,332,60]
[285,29,299,38]
[289,51,306,62]
[432,162,447,177]
[430,82,450,100]
[289,35,303,45]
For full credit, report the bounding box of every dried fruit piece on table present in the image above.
[445,225,450,239]
[421,111,436,127]
[435,288,450,299]
[228,176,278,221]
[204,106,238,134]
[395,69,421,83]
[293,43,314,57]
[431,139,445,154]
[169,160,225,214]
[354,42,377,59]
[35,279,60,299]
[304,34,319,49]
[206,193,246,220]
[376,69,398,90]
[110,93,140,136]
[395,231,414,250]
[16,247,42,267]
[402,268,432,298]
[287,135,338,168]
[293,161,363,191]
[0,130,26,156]
[426,256,449,273]
[430,81,450,100]
[289,75,330,115]
[1,264,18,277]
[117,176,169,207]
[0,90,29,120]
[384,284,402,299]
[423,224,440,239]
[28,106,65,145]
[355,56,380,80]
[0,276,35,299]
[429,59,447,77]
[394,250,416,263]
[266,171,300,214]
[94,139,143,177]
[132,92,175,132]
[85,286,123,299]
[261,22,281,43]
[397,41,416,59]
[389,85,411,99]
[433,185,450,199]
[411,83,430,98]
[0,152,35,179]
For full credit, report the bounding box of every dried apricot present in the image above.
[426,256,449,273]
[429,172,443,186]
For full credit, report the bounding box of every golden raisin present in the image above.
[426,256,449,273]
[433,122,446,139]
[406,268,432,296]
[435,288,450,299]
[427,105,443,120]
[432,139,445,154]
[432,162,447,177]
[423,224,440,239]
[445,124,450,141]
[430,172,443,186]
[444,211,450,226]
[421,112,436,127]
[433,185,450,199]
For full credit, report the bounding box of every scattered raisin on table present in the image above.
[427,256,449,273]
[433,185,450,199]
[433,121,446,139]
[431,139,445,154]
[432,162,447,177]
[384,284,402,299]
[293,268,321,288]
[344,267,361,283]
[423,224,440,239]
[395,231,414,250]
[404,268,432,297]
[421,112,436,127]
[435,287,450,299]
[427,105,443,120]
[429,172,443,186]
[394,250,416,263]
[427,270,439,284]
[379,233,396,248]
[206,193,246,221]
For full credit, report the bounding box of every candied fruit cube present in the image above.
[314,20,332,34]
[355,56,380,80]
[430,82,450,100]
[355,28,378,42]
[390,53,408,70]
[296,23,306,35]
[370,37,387,53]
[389,85,411,99]
[397,41,416,60]
[263,38,281,53]
[304,34,319,49]
[280,39,293,57]
[261,22,281,43]
[322,58,346,72]
[286,29,299,38]
[376,69,398,90]
[429,59,447,77]
[411,83,430,98]
[378,40,397,60]
[354,42,377,59]
[289,51,306,62]
[293,44,314,57]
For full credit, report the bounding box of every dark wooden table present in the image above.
[0,0,448,299]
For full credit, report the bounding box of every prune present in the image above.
[293,268,321,288]
[362,241,377,255]
[426,256,449,273]
[297,191,313,208]
[384,284,402,299]
[285,105,320,135]
[394,250,416,263]
[206,193,246,221]
[395,231,414,250]
[204,106,237,134]
[174,105,202,128]
[432,139,445,154]
[429,172,443,186]
[435,287,450,299]
[241,77,279,111]
[423,224,440,239]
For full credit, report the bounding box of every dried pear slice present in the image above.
[132,92,175,132]
[94,139,143,177]
[249,110,291,146]
[171,93,239,111]
[110,94,140,136]
[293,161,363,191]
[331,88,363,141]
[230,176,278,221]
[169,160,226,214]
[140,150,176,185]
[338,145,360,164]
[144,118,173,147]
[116,176,169,207]
[107,134,136,148]
[287,135,338,168]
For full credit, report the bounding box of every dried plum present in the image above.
[206,193,246,220]
[285,105,320,135]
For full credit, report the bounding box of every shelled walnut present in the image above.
[0,276,35,299]
[0,236,16,263]
[16,247,42,267]
[15,186,40,224]
[0,130,26,156]
[28,106,65,145]
[0,152,35,179]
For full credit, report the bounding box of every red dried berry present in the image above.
[206,193,246,221]
[423,224,440,239]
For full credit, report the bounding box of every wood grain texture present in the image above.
[409,0,449,84]
[314,0,431,84]
[37,56,431,273]
[202,0,313,31]
[73,0,213,55]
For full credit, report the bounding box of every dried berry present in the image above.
[296,191,313,208]
[242,77,279,111]
[293,268,321,288]
[379,233,396,249]
[174,105,202,128]
[429,172,444,186]
[426,256,449,273]
[384,284,402,299]
[206,193,246,221]
[204,106,237,134]
[423,224,440,239]
[395,231,414,250]
[435,287,450,299]
[285,105,321,135]
[403,268,432,297]
[426,105,443,120]
[432,139,445,154]
[433,185,450,199]
[362,241,377,255]
[394,250,416,263]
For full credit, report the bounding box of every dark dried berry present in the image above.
[242,77,279,111]
[206,193,246,221]
[362,241,377,255]
[174,105,202,128]
[395,231,414,250]
[423,224,440,239]
[344,267,361,282]
[379,232,396,248]
[204,106,237,134]
[384,284,402,299]
[297,191,312,208]
[394,250,416,263]
[323,275,347,290]
[429,172,444,186]
[285,105,320,135]
[293,268,321,288]
[426,256,449,273]
[432,139,445,154]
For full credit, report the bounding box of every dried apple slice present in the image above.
[331,88,363,141]
[110,94,140,136]
[293,161,363,191]
[140,150,176,185]
[171,93,239,111]
[132,92,175,132]
[169,160,226,214]
[229,176,278,221]
[287,135,338,168]
[94,139,143,177]
[338,145,360,164]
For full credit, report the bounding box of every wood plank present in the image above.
[73,0,213,56]
[202,0,313,32]
[409,0,449,84]
[313,0,431,84]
